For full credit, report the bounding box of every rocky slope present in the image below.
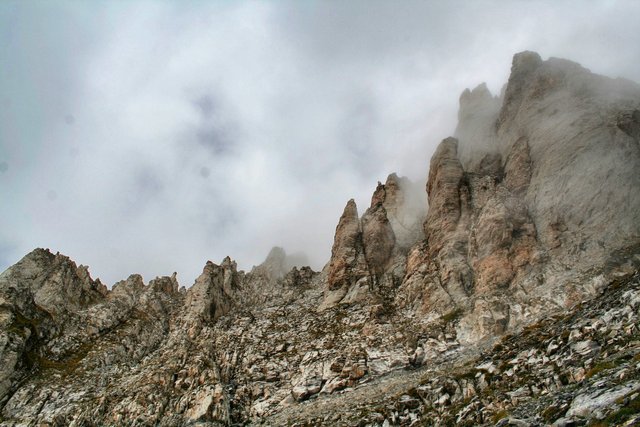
[1,52,639,426]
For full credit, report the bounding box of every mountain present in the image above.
[1,52,639,426]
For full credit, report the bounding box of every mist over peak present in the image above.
[2,7,640,422]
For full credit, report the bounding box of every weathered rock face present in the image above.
[423,135,539,300]
[494,52,640,265]
[322,199,372,308]
[361,202,395,278]
[0,249,109,405]
[424,137,467,257]
[327,200,367,290]
[0,248,185,421]
[323,50,639,354]
[322,174,425,309]
[415,51,640,344]
[1,52,640,426]
[184,257,238,326]
[1,248,107,316]
[249,246,309,282]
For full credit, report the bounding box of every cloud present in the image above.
[1,0,640,286]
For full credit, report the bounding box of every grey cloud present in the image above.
[193,95,216,120]
[1,0,640,287]
[129,168,165,208]
[339,98,381,178]
[192,94,236,155]
[196,127,235,156]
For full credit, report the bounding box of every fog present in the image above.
[1,1,639,286]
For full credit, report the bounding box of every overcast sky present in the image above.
[1,0,639,287]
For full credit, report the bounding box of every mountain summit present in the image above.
[1,52,639,426]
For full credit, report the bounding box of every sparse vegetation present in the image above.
[585,361,616,379]
[441,308,463,323]
[491,409,508,423]
[7,311,41,337]
[26,341,92,379]
[541,403,566,422]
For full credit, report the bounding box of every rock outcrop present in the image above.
[1,52,640,426]
[403,51,640,344]
[322,173,425,309]
[322,199,372,307]
[184,257,238,326]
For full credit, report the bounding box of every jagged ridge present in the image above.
[1,51,639,426]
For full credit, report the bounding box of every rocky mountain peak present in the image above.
[252,246,287,280]
[149,273,180,295]
[361,200,395,279]
[1,51,640,426]
[325,198,367,296]
[0,248,107,316]
[184,258,239,325]
[423,136,468,262]
[508,50,543,85]
[250,246,311,284]
[370,182,386,207]
[113,273,145,291]
[370,173,418,215]
[322,173,427,309]
[264,246,286,264]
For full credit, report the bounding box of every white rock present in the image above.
[567,381,640,417]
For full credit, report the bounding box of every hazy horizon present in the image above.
[2,1,640,287]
